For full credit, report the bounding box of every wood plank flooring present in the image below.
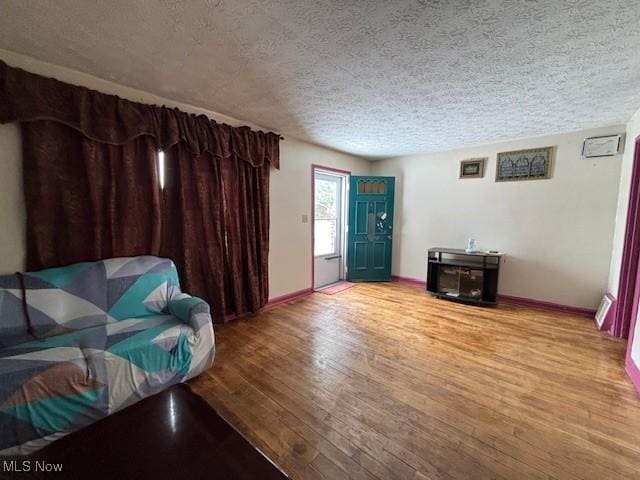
[189,282,640,480]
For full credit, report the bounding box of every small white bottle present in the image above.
[465,238,477,253]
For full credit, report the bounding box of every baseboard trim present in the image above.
[265,288,314,310]
[220,288,313,322]
[391,275,596,317]
[498,294,596,317]
[626,357,640,396]
[391,275,426,287]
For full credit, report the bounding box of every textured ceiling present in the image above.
[1,0,640,158]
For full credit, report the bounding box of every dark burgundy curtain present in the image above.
[0,60,279,321]
[21,121,161,270]
[160,142,227,322]
[222,157,271,316]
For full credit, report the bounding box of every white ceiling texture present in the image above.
[1,0,640,158]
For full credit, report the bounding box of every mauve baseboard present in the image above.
[266,277,597,318]
[265,288,314,309]
[498,294,596,317]
[391,275,426,287]
[391,275,596,317]
[626,358,640,396]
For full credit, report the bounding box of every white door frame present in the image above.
[312,165,350,289]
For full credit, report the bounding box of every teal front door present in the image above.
[347,176,395,281]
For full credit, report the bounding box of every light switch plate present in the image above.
[301,214,308,223]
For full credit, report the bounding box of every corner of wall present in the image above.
[606,108,640,298]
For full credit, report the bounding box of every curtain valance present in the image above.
[0,61,279,168]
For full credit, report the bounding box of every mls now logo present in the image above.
[3,460,63,472]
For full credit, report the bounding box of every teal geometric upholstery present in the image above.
[0,256,215,455]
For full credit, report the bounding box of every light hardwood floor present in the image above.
[189,282,640,480]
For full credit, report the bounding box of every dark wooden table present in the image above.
[2,384,288,480]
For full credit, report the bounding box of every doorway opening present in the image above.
[312,166,349,290]
[616,136,640,339]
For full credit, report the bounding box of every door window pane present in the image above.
[315,219,337,256]
[358,179,386,194]
[315,178,338,256]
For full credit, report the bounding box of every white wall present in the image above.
[0,49,371,299]
[269,142,369,297]
[372,127,625,309]
[2,48,632,308]
[607,107,640,297]
[610,108,640,375]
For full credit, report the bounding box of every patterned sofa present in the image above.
[0,256,215,455]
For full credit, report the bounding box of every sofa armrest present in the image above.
[169,293,216,380]
[167,294,212,332]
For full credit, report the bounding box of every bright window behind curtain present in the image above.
[157,151,165,189]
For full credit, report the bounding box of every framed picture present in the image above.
[496,146,554,182]
[459,158,486,178]
[582,134,624,158]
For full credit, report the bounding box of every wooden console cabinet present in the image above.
[427,247,503,306]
